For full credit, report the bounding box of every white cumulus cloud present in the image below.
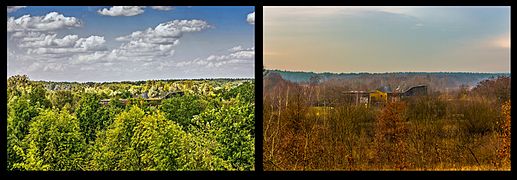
[150,6,173,11]
[43,63,65,72]
[97,6,145,16]
[228,45,254,52]
[15,33,107,57]
[7,12,81,32]
[112,19,210,60]
[69,19,211,65]
[178,46,254,68]
[247,12,255,25]
[7,6,26,13]
[116,19,210,43]
[73,51,110,65]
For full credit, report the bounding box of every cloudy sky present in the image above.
[264,6,510,73]
[7,6,255,82]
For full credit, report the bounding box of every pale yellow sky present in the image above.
[264,6,510,73]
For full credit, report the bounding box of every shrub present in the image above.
[374,102,410,169]
[458,100,499,135]
[496,100,511,169]
[406,96,447,122]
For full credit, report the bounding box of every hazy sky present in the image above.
[264,6,510,73]
[7,6,255,82]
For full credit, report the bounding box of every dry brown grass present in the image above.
[263,77,510,171]
[374,102,411,170]
[495,100,511,169]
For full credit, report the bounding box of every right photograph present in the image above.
[263,6,510,171]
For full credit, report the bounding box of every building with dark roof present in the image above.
[344,85,428,107]
[401,85,427,97]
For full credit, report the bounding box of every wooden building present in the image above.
[344,85,427,107]
[401,85,427,97]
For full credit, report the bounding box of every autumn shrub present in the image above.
[263,74,509,170]
[284,85,309,133]
[496,100,511,169]
[406,95,447,122]
[457,100,499,136]
[374,101,410,169]
[263,83,315,170]
[323,105,376,169]
[471,76,511,103]
[263,94,299,170]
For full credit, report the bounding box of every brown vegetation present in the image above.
[263,75,511,170]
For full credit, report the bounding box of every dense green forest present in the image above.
[7,75,255,171]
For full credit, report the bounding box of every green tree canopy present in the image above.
[14,109,86,170]
[76,93,110,143]
[160,94,205,128]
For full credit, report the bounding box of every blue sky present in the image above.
[264,6,510,73]
[7,6,255,82]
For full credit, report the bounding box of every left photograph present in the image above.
[7,6,255,171]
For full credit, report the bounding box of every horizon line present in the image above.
[265,69,511,74]
[7,75,255,83]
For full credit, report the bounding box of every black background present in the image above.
[1,0,513,178]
